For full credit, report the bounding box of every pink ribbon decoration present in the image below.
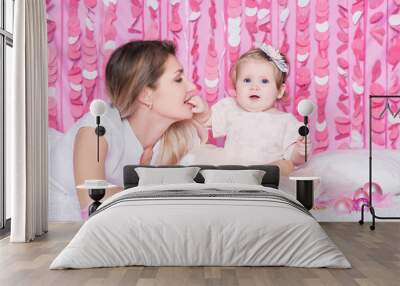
[244,0,258,45]
[145,0,160,40]
[258,0,272,45]
[47,1,58,129]
[387,2,400,148]
[277,0,290,112]
[103,0,118,88]
[170,1,182,44]
[334,2,351,150]
[189,0,202,91]
[204,1,219,104]
[129,0,143,34]
[347,0,366,149]
[313,0,329,154]
[225,0,242,97]
[82,0,98,115]
[67,0,85,121]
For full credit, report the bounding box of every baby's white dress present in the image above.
[209,97,302,165]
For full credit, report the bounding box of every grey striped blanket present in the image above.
[93,188,312,217]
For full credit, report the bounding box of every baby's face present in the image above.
[235,59,284,112]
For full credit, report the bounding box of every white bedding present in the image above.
[50,183,350,269]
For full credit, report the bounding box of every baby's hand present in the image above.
[188,95,212,126]
[187,95,208,114]
[294,136,312,156]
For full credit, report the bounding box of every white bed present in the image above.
[50,183,350,269]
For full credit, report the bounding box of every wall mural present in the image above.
[47,0,400,221]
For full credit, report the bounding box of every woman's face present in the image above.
[150,55,197,121]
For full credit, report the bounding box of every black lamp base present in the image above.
[296,180,314,210]
[88,188,106,216]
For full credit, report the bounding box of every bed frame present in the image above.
[123,165,280,189]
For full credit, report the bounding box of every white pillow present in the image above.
[135,167,201,186]
[200,169,266,185]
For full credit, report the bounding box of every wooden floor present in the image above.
[0,222,399,286]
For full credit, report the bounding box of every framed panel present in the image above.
[0,35,4,228]
[0,0,2,29]
[0,0,12,230]
[5,0,13,33]
[4,42,11,220]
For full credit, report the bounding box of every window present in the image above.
[1,0,14,235]
[5,0,13,33]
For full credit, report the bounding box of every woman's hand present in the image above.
[188,95,211,125]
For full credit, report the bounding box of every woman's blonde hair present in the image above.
[230,48,288,91]
[105,40,201,165]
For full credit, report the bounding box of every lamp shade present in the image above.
[297,99,315,116]
[90,99,107,117]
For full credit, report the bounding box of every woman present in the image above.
[50,40,206,220]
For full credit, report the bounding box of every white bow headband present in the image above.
[257,43,289,74]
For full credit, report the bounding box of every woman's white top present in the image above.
[49,104,161,221]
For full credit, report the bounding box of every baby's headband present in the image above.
[256,42,289,74]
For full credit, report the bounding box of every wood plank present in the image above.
[0,222,399,286]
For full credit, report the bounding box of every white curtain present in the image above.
[8,0,48,242]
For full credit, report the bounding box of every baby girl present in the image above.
[190,44,309,174]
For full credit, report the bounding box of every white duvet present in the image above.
[50,183,350,269]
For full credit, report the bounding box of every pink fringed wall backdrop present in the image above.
[46,0,400,153]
